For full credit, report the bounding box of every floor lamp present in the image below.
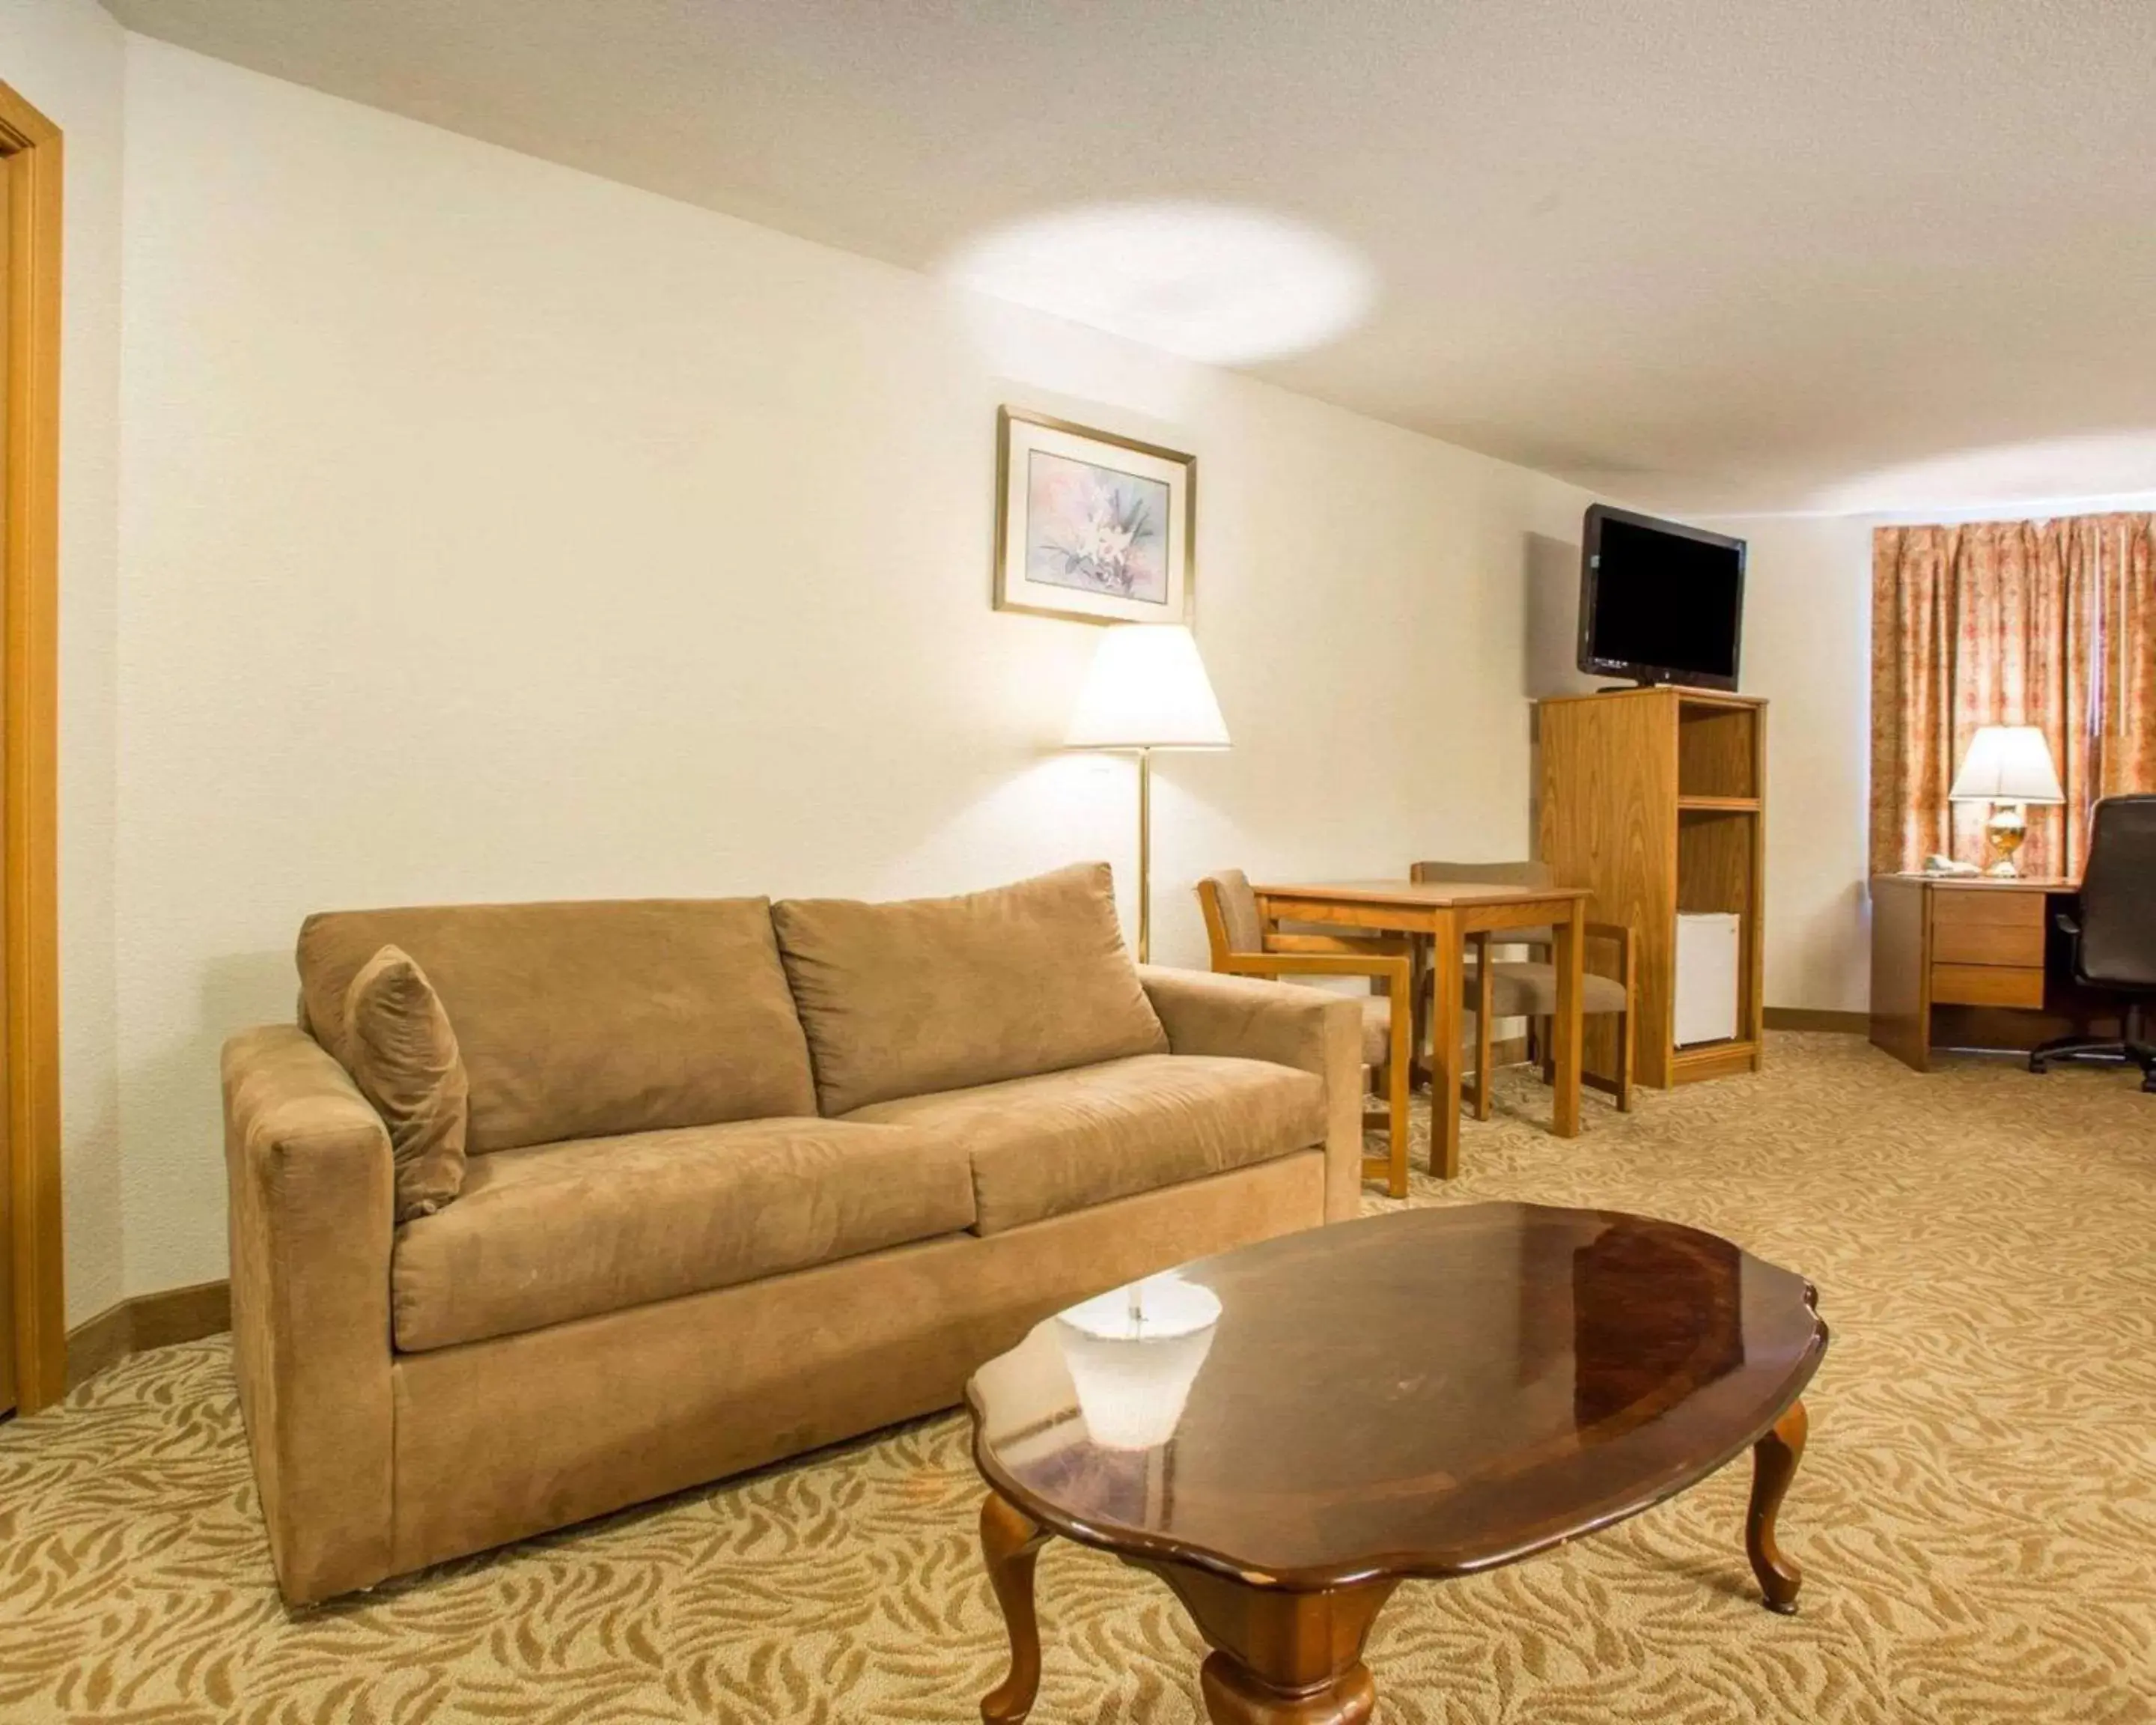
[1065,624,1231,961]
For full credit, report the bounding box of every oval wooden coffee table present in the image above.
[966,1202,1827,1724]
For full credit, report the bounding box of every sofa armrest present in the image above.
[1138,965,1364,1223]
[222,1024,397,1603]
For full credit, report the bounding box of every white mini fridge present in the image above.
[1674,912,1742,1046]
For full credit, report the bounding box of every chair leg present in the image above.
[1472,954,1494,1122]
[1541,1017,1556,1088]
[2131,1004,2156,1093]
[2028,1033,2126,1074]
[1387,988,1412,1198]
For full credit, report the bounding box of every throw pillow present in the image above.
[344,944,469,1220]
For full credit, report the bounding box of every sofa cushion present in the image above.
[846,1053,1325,1236]
[772,862,1169,1116]
[344,945,468,1221]
[299,898,817,1152]
[391,1118,975,1351]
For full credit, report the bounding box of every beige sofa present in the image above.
[222,864,1362,1604]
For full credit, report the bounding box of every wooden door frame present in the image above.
[0,79,64,1414]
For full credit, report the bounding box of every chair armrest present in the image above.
[2054,909,2082,937]
[1138,966,1365,1223]
[222,1025,397,1603]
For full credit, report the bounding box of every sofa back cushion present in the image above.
[299,898,817,1151]
[771,862,1168,1116]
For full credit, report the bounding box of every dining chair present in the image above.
[1196,869,1414,1198]
[1408,860,1635,1118]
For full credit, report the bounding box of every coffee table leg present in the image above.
[979,1491,1052,1722]
[1140,1560,1397,1725]
[1747,1399,1809,1613]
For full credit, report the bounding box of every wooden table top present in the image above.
[1874,872,2078,891]
[1255,878,1591,907]
[967,1204,1826,1590]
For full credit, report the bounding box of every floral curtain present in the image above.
[1870,512,2155,878]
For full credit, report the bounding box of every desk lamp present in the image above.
[1949,725,2065,877]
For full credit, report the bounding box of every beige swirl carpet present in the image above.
[2,1032,2152,1724]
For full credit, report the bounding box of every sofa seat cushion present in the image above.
[392,1118,974,1351]
[846,1054,1326,1237]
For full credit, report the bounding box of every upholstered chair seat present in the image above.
[1356,995,1393,1067]
[1461,960,1628,1019]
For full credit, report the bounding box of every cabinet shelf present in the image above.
[1677,795,1761,812]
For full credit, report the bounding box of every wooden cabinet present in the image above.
[1536,689,1767,1089]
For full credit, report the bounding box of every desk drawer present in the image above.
[1931,962,2045,1008]
[1931,888,2045,931]
[1931,916,2045,967]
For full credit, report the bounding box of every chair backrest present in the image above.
[1410,859,1555,889]
[2077,795,2156,989]
[1196,869,1267,964]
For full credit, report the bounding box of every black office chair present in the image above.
[2029,794,2156,1092]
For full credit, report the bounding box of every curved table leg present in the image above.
[1139,1559,1398,1725]
[1747,1399,1809,1613]
[979,1491,1053,1722]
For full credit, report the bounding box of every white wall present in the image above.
[0,0,124,1323]
[115,39,1592,1296]
[1698,514,1875,1014]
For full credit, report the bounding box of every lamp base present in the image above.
[1982,803,2028,877]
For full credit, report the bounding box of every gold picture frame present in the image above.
[993,407,1196,625]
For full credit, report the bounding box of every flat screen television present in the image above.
[1576,505,1747,691]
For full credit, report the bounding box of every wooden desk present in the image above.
[1253,880,1592,1179]
[1869,874,2085,1071]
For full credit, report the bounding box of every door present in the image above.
[0,147,13,1418]
[0,78,63,1416]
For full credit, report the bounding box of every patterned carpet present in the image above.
[3,1032,2152,1724]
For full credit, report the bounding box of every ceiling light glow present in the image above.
[944,201,1374,367]
[1808,433,2156,515]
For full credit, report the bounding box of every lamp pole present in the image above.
[1136,747,1154,962]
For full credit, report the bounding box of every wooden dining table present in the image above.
[1252,878,1593,1181]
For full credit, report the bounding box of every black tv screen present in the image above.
[1577,506,1746,690]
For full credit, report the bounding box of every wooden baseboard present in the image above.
[64,1279,230,1391]
[1762,1008,1869,1035]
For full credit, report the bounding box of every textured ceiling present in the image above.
[104,0,2156,514]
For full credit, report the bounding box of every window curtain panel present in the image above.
[1870,513,2155,879]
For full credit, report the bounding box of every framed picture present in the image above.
[994,407,1196,625]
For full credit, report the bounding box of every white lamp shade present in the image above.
[1054,1273,1222,1451]
[1948,725,2065,805]
[1065,624,1231,750]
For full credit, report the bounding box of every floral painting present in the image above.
[1026,453,1170,602]
[995,408,1194,624]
